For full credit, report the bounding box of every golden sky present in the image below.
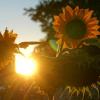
[0,0,46,43]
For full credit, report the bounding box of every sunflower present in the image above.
[53,5,100,48]
[0,28,18,70]
[33,6,100,99]
[34,45,100,100]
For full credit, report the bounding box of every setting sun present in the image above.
[15,46,37,76]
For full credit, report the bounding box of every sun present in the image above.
[15,54,37,76]
[15,46,37,76]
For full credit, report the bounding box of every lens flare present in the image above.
[15,46,37,76]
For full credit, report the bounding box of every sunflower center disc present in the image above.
[64,19,87,39]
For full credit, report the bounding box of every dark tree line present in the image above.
[24,0,100,40]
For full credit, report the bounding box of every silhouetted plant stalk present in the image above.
[19,41,48,48]
[18,5,100,100]
[0,3,100,100]
[29,5,100,100]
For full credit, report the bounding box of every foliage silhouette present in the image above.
[25,0,100,40]
[0,28,49,100]
[0,28,18,70]
[24,1,100,99]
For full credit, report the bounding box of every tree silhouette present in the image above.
[24,0,69,40]
[24,0,100,41]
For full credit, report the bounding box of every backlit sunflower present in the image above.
[33,6,100,99]
[34,45,100,100]
[0,28,18,70]
[53,5,100,48]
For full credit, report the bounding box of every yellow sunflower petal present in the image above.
[74,6,79,16]
[78,9,85,18]
[89,31,100,36]
[0,32,3,41]
[84,9,89,17]
[87,19,99,27]
[53,5,100,48]
[54,16,61,25]
[89,25,100,30]
[3,29,10,40]
[62,8,67,18]
[9,33,17,43]
[88,18,99,24]
[53,16,62,32]
[54,15,65,26]
[59,13,66,22]
[85,32,97,38]
[83,10,94,21]
[65,5,73,17]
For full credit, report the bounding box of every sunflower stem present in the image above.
[56,37,64,57]
[19,41,47,48]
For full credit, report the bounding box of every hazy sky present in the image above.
[0,0,46,43]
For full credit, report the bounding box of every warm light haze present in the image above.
[0,0,45,43]
[0,0,44,77]
[15,46,37,76]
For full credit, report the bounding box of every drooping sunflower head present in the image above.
[0,28,17,69]
[53,5,100,48]
[34,45,100,99]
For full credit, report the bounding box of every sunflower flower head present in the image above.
[53,6,100,48]
[0,28,17,70]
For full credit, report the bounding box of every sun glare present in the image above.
[15,46,37,76]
